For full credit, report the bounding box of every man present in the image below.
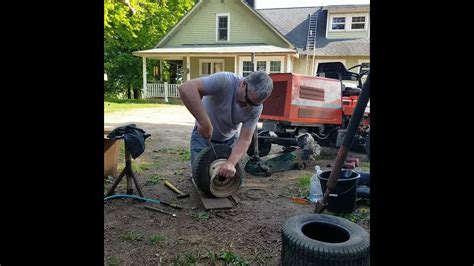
[178,71,273,178]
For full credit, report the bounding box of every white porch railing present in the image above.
[146,83,180,100]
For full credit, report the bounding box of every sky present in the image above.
[255,0,370,9]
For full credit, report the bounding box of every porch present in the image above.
[132,44,298,100]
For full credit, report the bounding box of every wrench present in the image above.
[144,206,176,217]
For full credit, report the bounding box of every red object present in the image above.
[343,162,356,169]
[262,73,343,125]
[345,158,360,167]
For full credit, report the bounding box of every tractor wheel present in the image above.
[193,144,243,198]
[246,131,272,157]
[281,213,370,266]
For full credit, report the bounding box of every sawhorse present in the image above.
[105,144,144,197]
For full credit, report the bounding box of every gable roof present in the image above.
[257,6,370,56]
[257,7,321,49]
[155,0,295,49]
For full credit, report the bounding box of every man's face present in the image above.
[238,81,264,108]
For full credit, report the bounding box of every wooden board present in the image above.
[192,179,234,210]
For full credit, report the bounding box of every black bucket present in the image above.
[318,170,360,213]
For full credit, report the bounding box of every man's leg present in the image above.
[190,127,209,171]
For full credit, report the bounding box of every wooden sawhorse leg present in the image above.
[105,147,144,197]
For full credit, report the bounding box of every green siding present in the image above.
[190,57,200,79]
[225,57,235,72]
[327,31,368,39]
[292,56,370,75]
[189,57,236,79]
[162,0,289,48]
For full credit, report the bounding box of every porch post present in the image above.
[186,56,191,81]
[251,52,256,72]
[142,57,147,98]
[234,55,238,75]
[286,55,292,73]
[159,60,163,82]
[164,82,169,103]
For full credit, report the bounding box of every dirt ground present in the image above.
[104,105,370,265]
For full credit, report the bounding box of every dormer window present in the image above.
[216,13,230,41]
[329,14,368,32]
[351,16,366,30]
[331,17,346,30]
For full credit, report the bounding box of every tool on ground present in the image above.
[279,194,310,205]
[103,194,182,210]
[144,206,177,217]
[314,73,370,213]
[164,180,190,198]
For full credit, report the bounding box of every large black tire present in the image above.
[281,213,370,266]
[193,144,243,197]
[246,131,272,157]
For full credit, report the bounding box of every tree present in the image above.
[104,0,195,98]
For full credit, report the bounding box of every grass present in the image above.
[341,207,370,223]
[293,173,312,198]
[123,230,143,242]
[145,174,163,186]
[177,148,191,161]
[298,174,311,188]
[358,161,370,171]
[218,251,249,266]
[104,97,182,113]
[173,251,249,266]
[117,161,160,174]
[149,234,165,245]
[195,212,209,220]
[158,147,190,162]
[107,256,120,266]
[173,169,184,176]
[174,252,197,266]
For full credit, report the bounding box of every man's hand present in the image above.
[197,122,213,141]
[218,161,236,178]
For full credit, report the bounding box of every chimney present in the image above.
[244,0,255,8]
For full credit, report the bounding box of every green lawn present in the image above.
[104,98,182,113]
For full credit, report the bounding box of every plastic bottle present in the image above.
[309,165,323,203]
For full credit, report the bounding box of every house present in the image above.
[132,0,369,98]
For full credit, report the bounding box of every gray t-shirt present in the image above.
[199,72,262,142]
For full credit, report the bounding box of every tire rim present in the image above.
[208,159,241,197]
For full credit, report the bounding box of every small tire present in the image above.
[281,213,370,266]
[247,131,272,157]
[193,144,243,197]
[297,162,306,170]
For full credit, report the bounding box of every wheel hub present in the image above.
[208,159,241,197]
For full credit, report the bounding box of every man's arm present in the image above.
[218,126,255,178]
[178,79,213,140]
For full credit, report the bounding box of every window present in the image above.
[351,16,366,30]
[328,14,368,32]
[270,61,281,73]
[216,14,229,41]
[201,62,211,75]
[257,61,266,71]
[331,17,345,30]
[242,61,253,77]
[199,59,225,76]
[239,57,284,76]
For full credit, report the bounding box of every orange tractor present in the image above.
[247,62,370,159]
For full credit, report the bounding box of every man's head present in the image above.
[240,71,273,107]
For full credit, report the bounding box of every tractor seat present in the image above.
[342,85,361,96]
